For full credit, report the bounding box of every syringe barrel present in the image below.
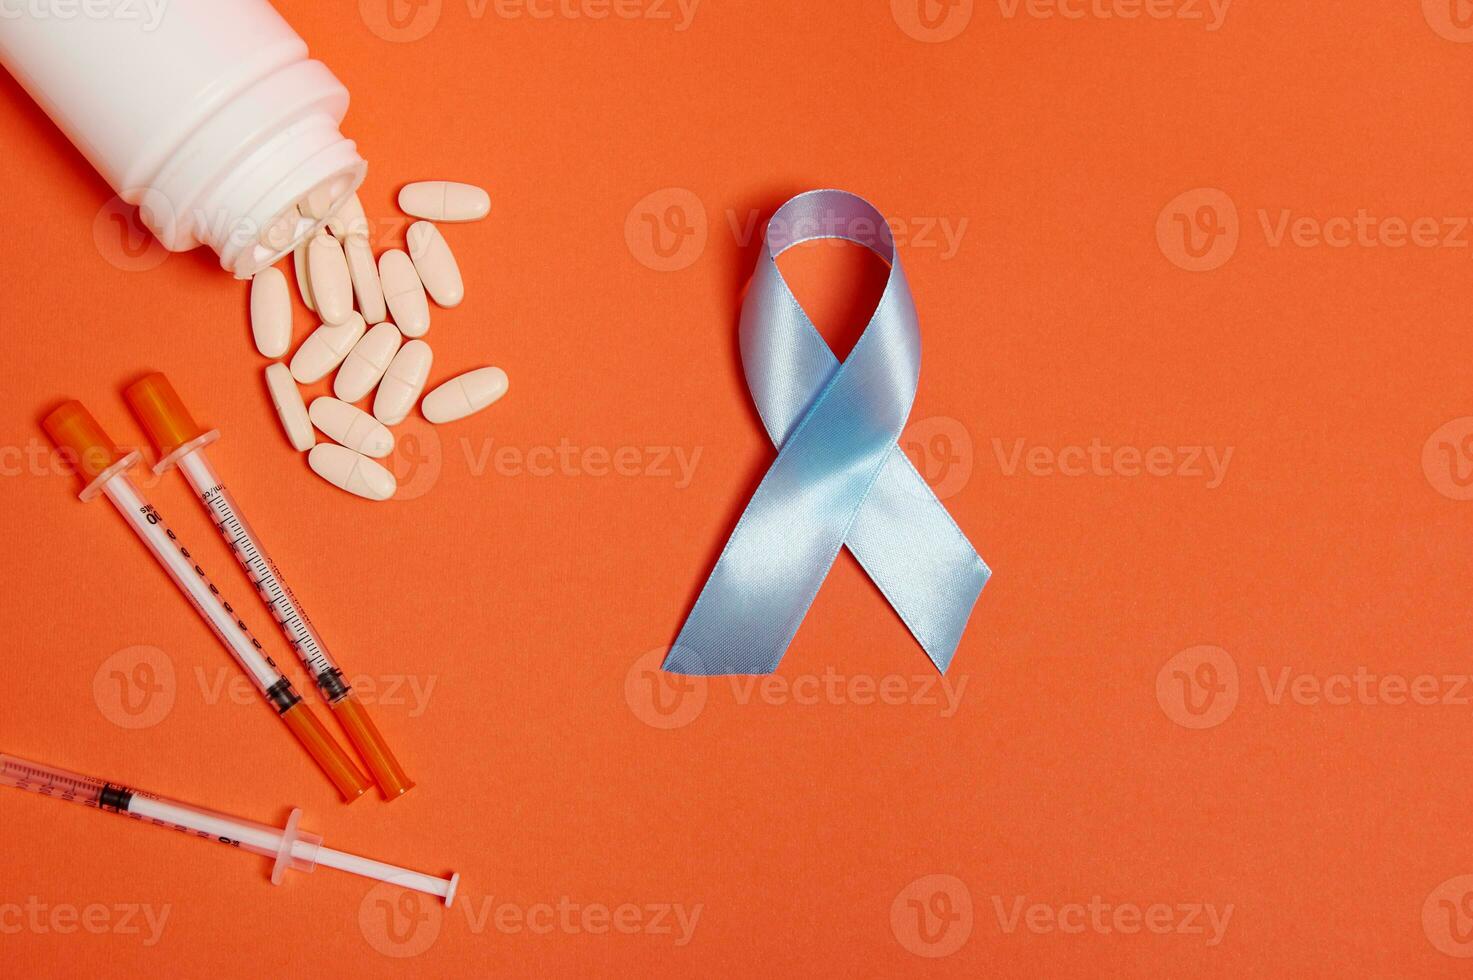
[1,752,322,874]
[0,753,108,808]
[42,401,370,802]
[101,472,287,699]
[3,751,454,904]
[125,795,322,874]
[174,449,350,699]
[174,448,413,800]
[99,472,370,802]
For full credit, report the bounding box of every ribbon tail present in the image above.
[843,448,990,674]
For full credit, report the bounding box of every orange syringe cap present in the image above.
[281,702,372,803]
[332,694,414,800]
[42,401,128,484]
[124,372,208,463]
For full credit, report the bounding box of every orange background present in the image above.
[3,0,1473,975]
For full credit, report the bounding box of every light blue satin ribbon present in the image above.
[665,190,990,676]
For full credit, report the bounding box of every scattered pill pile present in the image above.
[250,181,507,501]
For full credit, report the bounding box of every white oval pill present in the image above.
[334,321,402,402]
[259,206,299,253]
[398,181,491,223]
[293,239,315,312]
[421,367,509,424]
[302,182,338,220]
[308,443,397,501]
[326,193,369,239]
[290,312,366,384]
[309,397,395,458]
[378,249,431,337]
[265,363,314,452]
[344,233,387,324]
[250,267,292,358]
[374,340,433,425]
[308,231,354,324]
[407,221,464,308]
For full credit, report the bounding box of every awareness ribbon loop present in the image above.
[665,190,990,676]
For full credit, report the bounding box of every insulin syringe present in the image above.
[122,374,412,800]
[42,401,372,802]
[0,752,457,905]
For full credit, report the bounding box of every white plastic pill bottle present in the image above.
[0,0,364,278]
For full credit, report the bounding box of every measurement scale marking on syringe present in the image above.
[127,496,284,690]
[42,400,374,801]
[3,751,450,903]
[2,759,102,800]
[201,483,334,676]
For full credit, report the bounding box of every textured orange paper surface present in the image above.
[3,1,1473,975]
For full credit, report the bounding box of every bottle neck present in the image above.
[205,114,366,278]
[134,59,366,278]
